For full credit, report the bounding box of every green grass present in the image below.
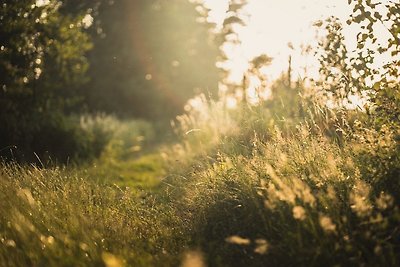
[0,163,186,267]
[163,95,400,266]
[168,127,400,266]
[76,117,168,192]
[81,153,166,191]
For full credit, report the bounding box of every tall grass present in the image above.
[0,163,186,267]
[1,84,399,266]
[163,88,400,266]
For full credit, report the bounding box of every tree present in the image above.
[315,17,363,104]
[315,0,400,196]
[0,0,93,161]
[216,0,249,100]
[85,0,220,119]
[0,0,92,112]
[316,0,400,125]
[345,0,399,127]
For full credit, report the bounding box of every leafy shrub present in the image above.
[100,119,156,161]
[0,112,119,164]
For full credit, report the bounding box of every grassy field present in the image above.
[2,0,399,266]
[1,93,399,267]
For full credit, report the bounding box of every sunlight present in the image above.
[202,0,393,83]
[203,0,352,82]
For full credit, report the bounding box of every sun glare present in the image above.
[202,0,393,84]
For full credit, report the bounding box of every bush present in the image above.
[0,112,119,164]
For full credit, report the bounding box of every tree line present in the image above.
[0,0,220,162]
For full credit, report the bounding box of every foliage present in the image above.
[216,0,249,97]
[314,1,400,199]
[317,0,400,128]
[0,113,120,164]
[85,0,220,119]
[0,0,94,163]
[163,86,400,266]
[315,17,364,103]
[177,126,399,266]
[346,0,400,129]
[81,119,166,190]
[0,0,92,111]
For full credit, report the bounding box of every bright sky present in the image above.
[202,0,392,83]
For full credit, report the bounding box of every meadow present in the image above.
[1,0,399,266]
[1,80,399,266]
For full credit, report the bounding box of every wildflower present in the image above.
[292,206,306,221]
